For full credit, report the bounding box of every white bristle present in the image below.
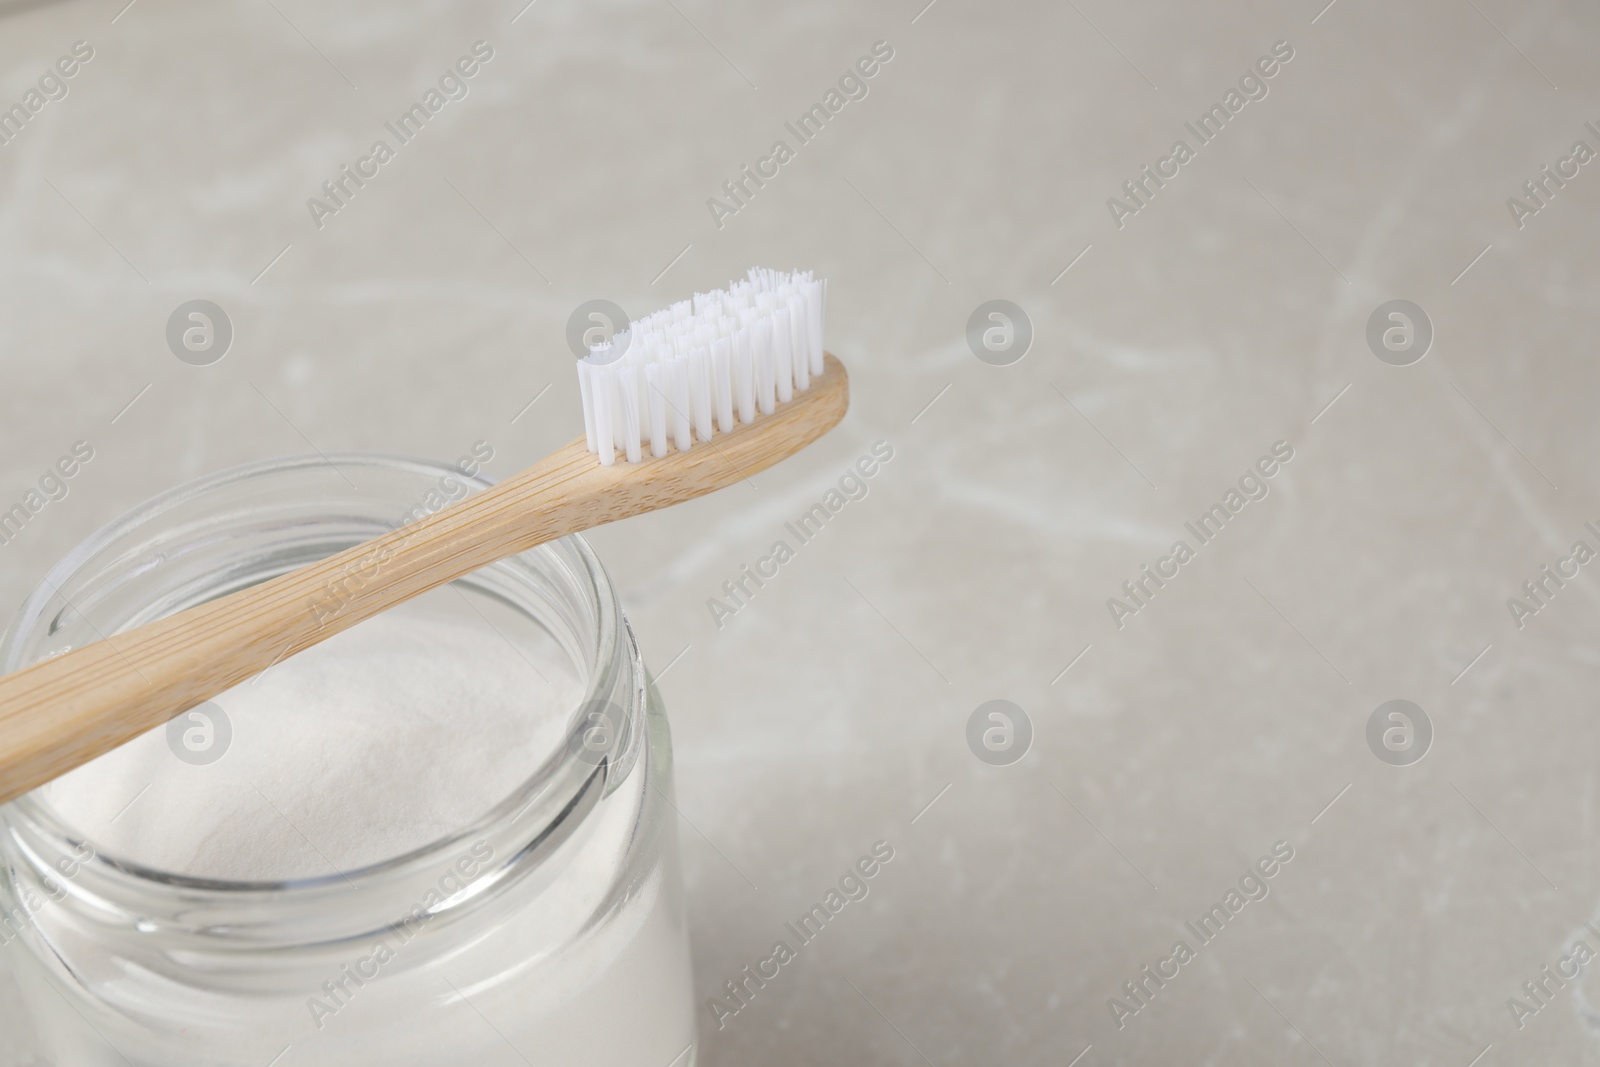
[772,306,794,405]
[808,279,826,376]
[574,268,828,464]
[712,337,734,433]
[592,367,616,467]
[785,295,807,393]
[645,363,669,458]
[576,360,597,453]
[754,317,775,416]
[733,325,755,425]
[689,344,713,442]
[668,355,692,453]
[609,368,625,454]
[620,366,642,464]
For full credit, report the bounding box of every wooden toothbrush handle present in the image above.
[0,438,602,806]
[0,354,848,806]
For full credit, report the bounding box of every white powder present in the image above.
[25,590,696,1064]
[44,594,583,881]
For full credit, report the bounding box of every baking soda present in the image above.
[47,599,581,881]
[26,593,697,1063]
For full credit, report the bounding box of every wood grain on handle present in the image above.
[0,355,849,806]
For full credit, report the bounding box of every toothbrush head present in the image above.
[576,268,829,466]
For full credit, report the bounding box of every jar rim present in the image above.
[0,452,646,939]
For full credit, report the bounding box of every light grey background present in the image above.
[2,0,1598,1063]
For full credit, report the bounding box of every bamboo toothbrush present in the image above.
[0,268,846,805]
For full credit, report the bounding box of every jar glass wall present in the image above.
[0,454,696,1066]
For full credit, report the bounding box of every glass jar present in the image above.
[0,454,696,1066]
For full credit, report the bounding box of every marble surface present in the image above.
[2,0,1600,1063]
